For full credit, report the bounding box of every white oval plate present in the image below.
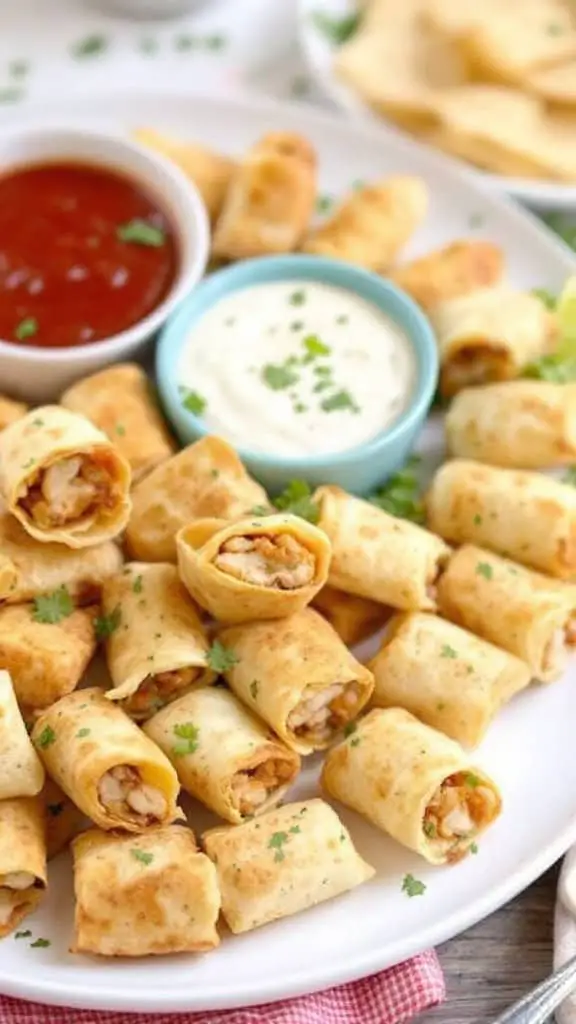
[298,0,576,212]
[0,88,576,1014]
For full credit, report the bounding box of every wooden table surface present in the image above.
[413,864,559,1024]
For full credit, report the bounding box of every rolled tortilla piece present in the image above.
[437,544,576,683]
[177,514,331,624]
[61,364,176,484]
[390,240,504,312]
[42,778,86,861]
[0,797,46,937]
[0,602,97,711]
[133,128,236,223]
[302,175,428,272]
[312,585,390,647]
[31,687,181,833]
[202,798,374,934]
[0,511,123,606]
[219,608,374,754]
[0,406,132,548]
[315,486,451,610]
[430,286,556,398]
[369,612,532,746]
[71,825,220,956]
[212,132,316,259]
[0,395,27,432]
[102,563,215,720]
[426,459,576,578]
[445,381,576,468]
[321,708,502,864]
[126,435,268,563]
[0,671,44,799]
[144,686,301,824]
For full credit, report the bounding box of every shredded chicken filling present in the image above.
[445,345,507,391]
[20,454,118,528]
[423,771,499,860]
[542,616,576,675]
[123,666,200,720]
[97,764,167,824]
[287,681,362,743]
[214,533,315,590]
[231,757,295,814]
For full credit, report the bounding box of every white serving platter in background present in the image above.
[0,88,575,1014]
[298,0,576,212]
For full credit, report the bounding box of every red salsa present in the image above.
[0,161,178,348]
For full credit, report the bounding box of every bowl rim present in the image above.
[156,253,439,471]
[0,126,210,364]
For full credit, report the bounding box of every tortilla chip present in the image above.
[133,128,235,223]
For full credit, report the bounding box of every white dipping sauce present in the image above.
[178,279,417,457]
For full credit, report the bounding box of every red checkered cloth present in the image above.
[0,950,445,1023]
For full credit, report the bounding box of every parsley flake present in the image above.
[302,334,331,358]
[473,513,482,525]
[117,219,166,247]
[316,194,334,214]
[115,423,126,436]
[272,479,319,524]
[72,33,109,58]
[94,605,122,639]
[0,88,23,104]
[476,562,493,580]
[9,60,29,80]
[14,929,32,939]
[289,289,306,306]
[261,363,300,391]
[441,644,458,659]
[131,849,154,866]
[35,725,56,749]
[15,317,38,341]
[30,937,50,948]
[32,585,74,624]
[470,842,479,854]
[207,640,239,673]
[268,831,289,862]
[321,389,359,413]
[172,722,200,757]
[132,575,143,594]
[402,873,426,897]
[423,821,436,838]
[76,728,90,739]
[181,389,206,416]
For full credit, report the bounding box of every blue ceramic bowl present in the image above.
[156,255,438,494]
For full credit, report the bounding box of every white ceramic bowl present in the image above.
[0,128,210,402]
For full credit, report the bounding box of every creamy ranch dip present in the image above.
[178,279,417,457]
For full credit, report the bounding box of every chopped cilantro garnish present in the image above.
[250,504,272,516]
[15,317,38,341]
[35,725,56,749]
[441,644,458,659]
[316,194,333,214]
[289,825,301,834]
[9,60,29,80]
[272,479,319,524]
[321,389,359,413]
[312,10,361,43]
[470,842,479,854]
[302,334,331,358]
[181,389,206,416]
[115,423,126,436]
[207,640,239,673]
[261,363,300,391]
[475,562,493,580]
[172,722,200,757]
[32,585,74,624]
[268,831,291,862]
[76,728,90,739]
[30,937,50,948]
[401,874,426,897]
[71,33,109,58]
[289,289,306,306]
[423,821,436,838]
[0,88,23,104]
[117,218,165,247]
[132,575,143,594]
[369,456,424,524]
[131,849,154,865]
[14,929,32,939]
[473,513,482,525]
[94,605,122,639]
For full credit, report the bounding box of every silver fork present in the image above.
[491,953,576,1023]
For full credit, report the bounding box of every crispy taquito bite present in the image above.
[430,286,556,398]
[391,240,504,312]
[0,511,122,605]
[0,406,131,547]
[133,127,236,223]
[0,671,44,798]
[315,485,450,610]
[426,459,576,578]
[42,778,85,860]
[0,602,97,711]
[32,688,181,832]
[445,380,576,468]
[303,175,428,272]
[177,513,331,624]
[202,798,374,934]
[312,585,390,646]
[437,545,576,683]
[71,826,220,956]
[322,708,502,864]
[61,363,175,484]
[369,612,531,746]
[219,608,374,754]
[102,563,215,720]
[0,797,46,937]
[212,132,316,259]
[0,395,27,431]
[126,435,268,562]
[144,686,300,824]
